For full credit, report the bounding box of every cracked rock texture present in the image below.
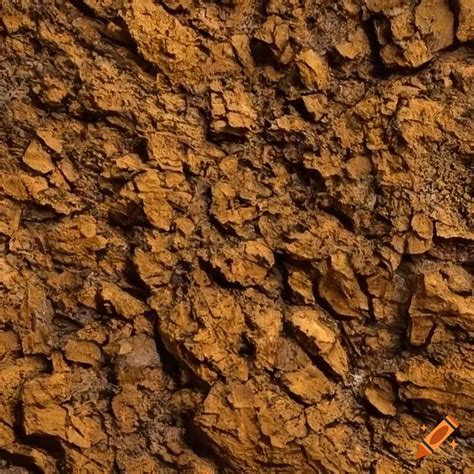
[0,0,473,472]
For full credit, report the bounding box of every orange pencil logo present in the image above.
[416,415,460,460]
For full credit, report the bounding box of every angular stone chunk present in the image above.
[280,368,335,404]
[100,281,148,319]
[19,282,54,355]
[125,0,207,92]
[195,382,308,469]
[318,253,369,319]
[408,264,474,345]
[36,128,63,153]
[302,94,327,121]
[273,114,308,132]
[141,192,174,230]
[21,366,110,451]
[210,88,257,135]
[133,249,175,288]
[0,422,15,447]
[288,269,315,304]
[147,133,184,172]
[287,306,349,377]
[335,27,370,60]
[252,16,294,65]
[209,240,274,287]
[64,339,103,367]
[0,331,20,358]
[410,213,433,240]
[406,213,434,255]
[457,0,474,41]
[364,377,397,416]
[115,335,162,384]
[369,0,454,68]
[23,404,68,438]
[0,199,21,237]
[46,216,107,266]
[156,284,250,383]
[22,140,54,174]
[396,355,474,431]
[296,49,331,91]
[66,414,107,449]
[415,0,454,52]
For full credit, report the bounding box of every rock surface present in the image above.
[0,0,472,472]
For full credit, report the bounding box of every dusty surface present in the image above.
[0,0,473,472]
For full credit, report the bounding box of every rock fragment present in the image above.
[141,192,174,230]
[195,382,309,469]
[301,94,328,121]
[22,370,109,450]
[335,27,370,60]
[0,199,21,237]
[100,282,148,319]
[287,268,315,304]
[209,240,275,287]
[406,213,433,254]
[318,253,369,319]
[364,377,397,416]
[133,249,175,288]
[408,264,474,345]
[368,0,455,68]
[457,0,474,41]
[280,367,335,404]
[22,141,54,174]
[415,0,454,52]
[64,339,103,367]
[287,306,349,377]
[0,0,472,471]
[36,128,63,153]
[396,355,474,432]
[252,16,294,65]
[210,88,257,136]
[296,49,331,91]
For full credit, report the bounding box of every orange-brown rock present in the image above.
[0,0,472,472]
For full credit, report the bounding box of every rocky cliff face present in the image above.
[0,1,472,472]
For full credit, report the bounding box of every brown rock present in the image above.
[318,253,369,319]
[415,0,454,52]
[0,331,20,359]
[100,282,148,319]
[36,128,63,153]
[0,422,15,447]
[210,88,257,135]
[23,404,67,438]
[371,0,455,68]
[133,249,175,287]
[0,1,472,472]
[457,0,474,41]
[302,94,328,121]
[64,339,103,367]
[141,192,174,230]
[280,368,335,404]
[22,141,54,174]
[409,264,474,345]
[335,27,369,60]
[287,306,349,377]
[364,377,397,416]
[296,49,331,91]
[209,240,274,287]
[288,269,315,304]
[0,199,21,237]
